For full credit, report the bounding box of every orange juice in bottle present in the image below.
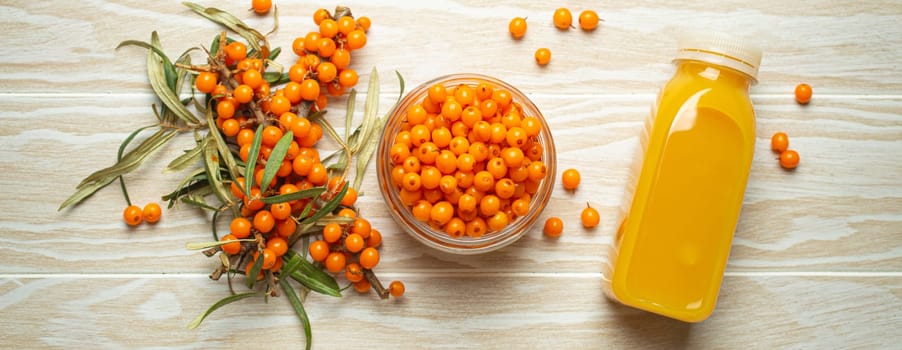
[603,33,762,322]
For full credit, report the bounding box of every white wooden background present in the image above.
[1,0,901,348]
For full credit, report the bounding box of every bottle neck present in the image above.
[674,60,753,91]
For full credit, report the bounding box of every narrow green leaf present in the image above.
[300,183,348,225]
[263,72,290,85]
[344,89,356,142]
[162,168,206,201]
[269,46,281,60]
[354,116,389,190]
[116,124,157,205]
[279,253,304,278]
[146,32,199,124]
[186,239,254,250]
[204,102,241,182]
[164,139,206,173]
[187,292,259,330]
[279,279,313,350]
[181,196,220,211]
[260,131,293,192]
[60,129,176,211]
[174,50,195,96]
[351,67,380,153]
[245,251,265,289]
[261,187,325,204]
[244,124,265,197]
[285,252,341,297]
[313,116,348,151]
[183,2,269,54]
[203,135,234,210]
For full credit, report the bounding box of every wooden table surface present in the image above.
[2,1,900,348]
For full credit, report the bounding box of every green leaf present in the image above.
[300,182,348,225]
[183,2,269,55]
[351,67,380,154]
[180,196,220,211]
[313,116,348,153]
[260,131,293,192]
[263,72,290,85]
[204,102,241,183]
[260,187,325,204]
[354,115,389,191]
[164,138,206,173]
[269,46,281,60]
[245,251,265,289]
[60,129,177,211]
[285,252,341,297]
[187,292,260,330]
[344,89,356,142]
[116,124,157,204]
[174,50,196,97]
[202,135,234,211]
[144,32,199,124]
[244,124,265,197]
[279,253,304,278]
[279,279,313,350]
[186,239,254,250]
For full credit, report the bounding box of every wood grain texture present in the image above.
[0,0,900,348]
[0,1,901,94]
[0,276,899,349]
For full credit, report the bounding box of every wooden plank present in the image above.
[0,1,900,94]
[1,94,899,273]
[0,275,898,348]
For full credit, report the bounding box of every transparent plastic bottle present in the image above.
[604,33,762,322]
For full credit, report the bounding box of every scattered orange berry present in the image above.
[195,72,218,93]
[251,0,272,14]
[389,280,406,298]
[553,8,573,29]
[795,83,812,105]
[581,203,600,229]
[123,205,143,226]
[142,202,161,224]
[535,48,551,66]
[561,168,580,190]
[771,132,789,153]
[509,17,527,39]
[779,150,800,169]
[578,10,600,31]
[543,217,563,238]
[220,234,241,255]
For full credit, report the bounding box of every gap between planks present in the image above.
[1,92,902,100]
[2,271,901,280]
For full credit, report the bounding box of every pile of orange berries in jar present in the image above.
[386,79,550,239]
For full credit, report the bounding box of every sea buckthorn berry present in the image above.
[445,217,465,238]
[309,240,330,262]
[346,30,367,50]
[406,104,427,125]
[428,84,447,104]
[489,123,508,144]
[479,194,501,217]
[356,16,371,32]
[266,237,289,257]
[336,208,357,219]
[231,177,247,199]
[313,8,330,25]
[319,19,339,38]
[359,247,381,269]
[506,127,528,148]
[562,168,581,190]
[244,262,264,281]
[269,95,291,117]
[323,223,342,243]
[442,99,463,121]
[225,41,248,61]
[195,72,218,93]
[420,166,441,190]
[351,218,372,238]
[457,193,478,213]
[512,198,530,217]
[389,281,406,297]
[341,187,358,207]
[527,161,547,182]
[465,218,488,238]
[795,83,812,105]
[417,142,439,165]
[390,143,411,165]
[300,79,321,101]
[450,137,471,156]
[253,248,276,270]
[435,151,458,174]
[337,16,356,35]
[579,10,600,31]
[243,68,263,89]
[430,201,455,226]
[325,251,346,273]
[338,69,359,88]
[544,217,563,238]
[289,64,308,84]
[553,8,573,29]
[245,187,265,211]
[487,212,510,232]
[495,178,516,199]
[473,171,495,192]
[344,233,365,253]
[316,38,336,58]
[261,126,283,147]
[316,62,338,83]
[487,157,508,179]
[142,203,161,224]
[771,132,789,153]
[432,127,453,149]
[454,85,475,106]
[470,141,490,162]
[331,48,351,70]
[402,172,422,192]
[220,234,241,255]
[291,117,312,140]
[780,150,800,169]
[252,0,271,14]
[253,210,275,233]
[412,200,433,222]
[308,163,328,185]
[509,17,527,39]
[581,203,600,229]
[492,89,512,109]
[233,84,254,104]
[410,125,431,147]
[367,229,382,248]
[501,147,525,169]
[230,217,252,238]
[276,218,297,238]
[269,202,291,221]
[345,263,364,283]
[353,279,371,293]
[535,48,552,66]
[123,205,143,226]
